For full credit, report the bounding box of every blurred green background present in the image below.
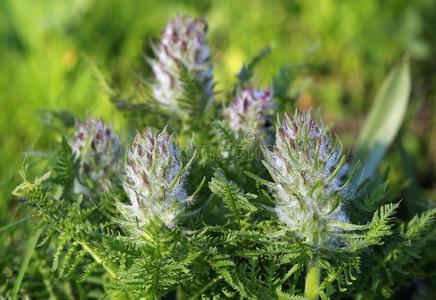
[0,0,435,225]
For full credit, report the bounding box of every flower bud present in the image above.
[227,86,273,139]
[263,112,352,246]
[121,128,188,230]
[149,15,213,113]
[70,118,121,195]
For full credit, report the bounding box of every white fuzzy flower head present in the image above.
[70,118,121,195]
[121,128,188,231]
[263,112,353,246]
[150,15,213,113]
[227,86,274,138]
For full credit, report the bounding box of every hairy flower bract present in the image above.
[120,128,189,231]
[149,15,213,114]
[263,112,353,246]
[227,86,273,139]
[70,118,121,195]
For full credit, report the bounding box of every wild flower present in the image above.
[11,13,431,300]
[70,118,121,195]
[120,128,189,232]
[149,15,213,114]
[263,111,353,246]
[227,86,274,140]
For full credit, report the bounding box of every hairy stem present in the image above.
[304,257,320,300]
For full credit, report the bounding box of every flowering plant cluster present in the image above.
[8,15,435,300]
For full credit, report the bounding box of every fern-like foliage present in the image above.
[209,168,257,227]
[112,224,195,298]
[339,202,399,251]
[353,208,436,299]
[51,136,78,195]
[178,65,212,122]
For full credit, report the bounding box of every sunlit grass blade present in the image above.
[11,227,43,300]
[353,59,411,183]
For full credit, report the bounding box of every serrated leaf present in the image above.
[209,169,257,226]
[52,136,77,192]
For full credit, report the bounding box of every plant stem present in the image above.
[192,276,222,299]
[304,257,320,300]
[78,241,116,278]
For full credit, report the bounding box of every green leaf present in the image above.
[178,65,208,119]
[353,59,411,181]
[11,227,43,300]
[272,66,293,100]
[404,208,436,241]
[236,46,271,87]
[347,203,399,251]
[51,136,77,192]
[209,169,257,226]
